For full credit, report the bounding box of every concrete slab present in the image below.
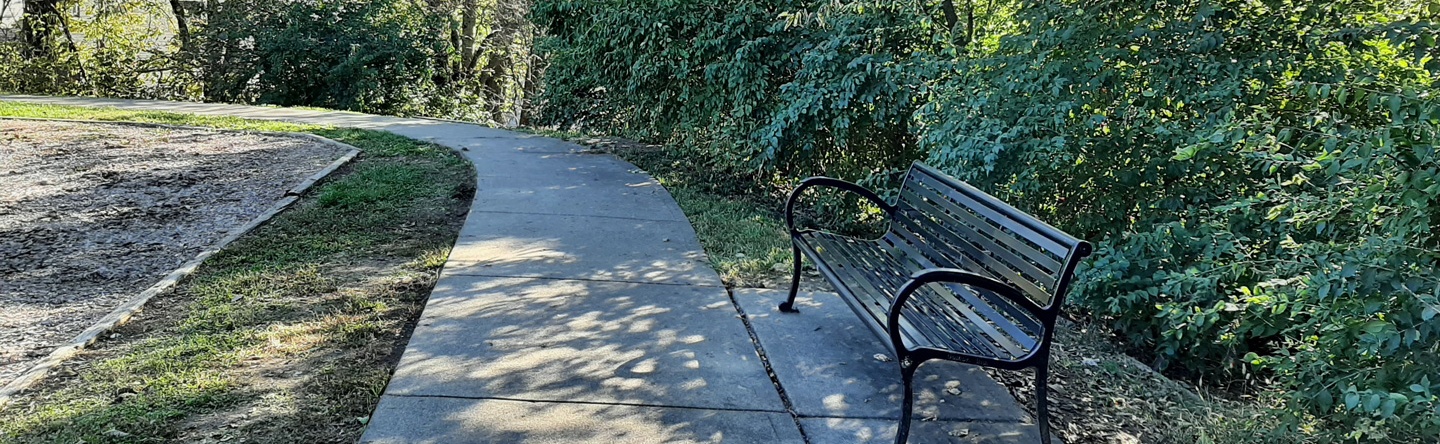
[456,134,588,154]
[799,418,1041,443]
[471,161,688,222]
[734,289,1030,422]
[462,150,639,178]
[361,395,805,444]
[384,276,785,412]
[445,213,720,286]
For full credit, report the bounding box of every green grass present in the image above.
[0,103,474,443]
[666,186,795,286]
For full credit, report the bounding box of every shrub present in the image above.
[0,0,533,122]
[535,0,1440,439]
[532,0,979,181]
[192,0,446,116]
[917,0,1438,439]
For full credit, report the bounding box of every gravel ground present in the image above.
[0,120,348,387]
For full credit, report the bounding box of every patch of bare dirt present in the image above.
[983,320,1258,444]
[0,120,348,386]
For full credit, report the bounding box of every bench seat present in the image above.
[779,161,1091,444]
[797,231,1043,362]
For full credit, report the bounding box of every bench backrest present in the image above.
[888,162,1091,311]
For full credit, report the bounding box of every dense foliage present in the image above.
[189,0,439,114]
[533,0,1439,439]
[927,1,1438,439]
[533,1,986,182]
[0,0,537,122]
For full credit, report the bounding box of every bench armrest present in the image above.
[885,268,1040,356]
[784,177,894,234]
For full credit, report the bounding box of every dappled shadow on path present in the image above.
[386,276,778,411]
[365,395,802,443]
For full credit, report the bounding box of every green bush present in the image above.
[0,0,533,122]
[0,0,183,99]
[534,0,1439,439]
[194,0,445,116]
[532,0,978,181]
[917,1,1438,438]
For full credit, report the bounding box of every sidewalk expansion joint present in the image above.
[726,288,812,444]
[795,414,1035,424]
[435,272,726,288]
[383,393,789,414]
[462,209,688,223]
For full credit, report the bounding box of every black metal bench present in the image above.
[779,162,1091,444]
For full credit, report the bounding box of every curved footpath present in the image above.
[1,96,1042,443]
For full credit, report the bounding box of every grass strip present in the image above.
[0,102,474,443]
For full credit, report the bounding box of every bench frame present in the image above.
[778,162,1091,444]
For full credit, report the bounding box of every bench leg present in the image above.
[779,245,802,313]
[1036,364,1052,444]
[894,359,919,444]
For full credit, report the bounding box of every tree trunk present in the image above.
[169,0,190,49]
[482,48,507,119]
[965,0,975,47]
[940,0,958,31]
[458,0,479,81]
[21,0,63,57]
[20,0,85,86]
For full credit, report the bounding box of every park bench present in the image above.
[778,162,1091,444]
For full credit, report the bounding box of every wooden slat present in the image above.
[890,215,1050,305]
[895,197,1057,294]
[801,231,1041,360]
[908,171,1071,257]
[919,284,1023,357]
[910,163,1082,255]
[933,283,1038,351]
[901,182,1062,278]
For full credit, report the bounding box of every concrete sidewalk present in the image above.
[1,96,1043,443]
